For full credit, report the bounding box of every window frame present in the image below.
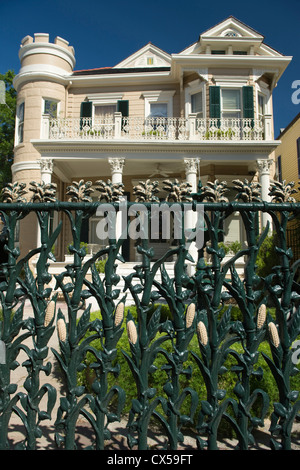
[185,79,205,118]
[43,98,60,119]
[143,91,175,119]
[221,88,242,119]
[86,93,124,121]
[255,81,270,120]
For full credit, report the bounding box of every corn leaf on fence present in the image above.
[0,178,299,451]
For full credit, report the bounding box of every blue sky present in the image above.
[1,0,299,136]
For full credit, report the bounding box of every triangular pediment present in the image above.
[201,16,264,40]
[114,43,171,68]
[178,16,283,57]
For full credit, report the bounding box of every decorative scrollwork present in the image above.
[29,181,57,203]
[201,179,229,203]
[162,179,192,202]
[133,179,160,203]
[233,178,261,202]
[95,179,124,202]
[66,179,94,202]
[1,182,28,203]
[269,180,297,203]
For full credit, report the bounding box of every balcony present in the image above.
[42,112,273,143]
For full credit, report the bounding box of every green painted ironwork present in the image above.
[0,178,299,450]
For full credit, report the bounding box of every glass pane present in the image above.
[222,112,241,119]
[150,103,168,117]
[95,105,116,117]
[258,95,264,115]
[18,102,24,121]
[222,89,240,110]
[44,100,58,118]
[191,92,202,114]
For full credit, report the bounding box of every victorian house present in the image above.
[12,16,291,268]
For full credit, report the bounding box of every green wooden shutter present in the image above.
[209,86,221,119]
[117,100,129,131]
[209,86,220,128]
[242,86,254,119]
[117,100,129,117]
[80,101,92,129]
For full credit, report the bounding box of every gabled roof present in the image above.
[113,42,171,68]
[200,16,264,40]
[178,16,282,57]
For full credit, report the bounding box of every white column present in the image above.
[108,158,125,241]
[257,158,273,231]
[39,158,53,184]
[184,158,200,274]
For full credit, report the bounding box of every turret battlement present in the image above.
[17,33,76,82]
[20,33,75,56]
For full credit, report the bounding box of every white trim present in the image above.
[11,160,41,175]
[87,93,124,105]
[18,64,71,78]
[255,81,271,117]
[19,42,76,69]
[214,77,248,87]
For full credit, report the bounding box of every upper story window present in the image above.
[16,102,24,144]
[143,91,175,119]
[44,99,59,118]
[221,89,241,118]
[258,94,265,119]
[185,79,205,118]
[94,104,116,118]
[149,102,168,118]
[81,93,128,123]
[191,91,203,117]
[212,50,226,54]
[209,85,254,122]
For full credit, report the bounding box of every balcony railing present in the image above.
[43,112,272,142]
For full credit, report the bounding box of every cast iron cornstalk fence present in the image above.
[0,178,299,450]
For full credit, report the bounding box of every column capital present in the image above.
[108,157,125,173]
[256,158,273,175]
[184,157,200,174]
[38,158,53,174]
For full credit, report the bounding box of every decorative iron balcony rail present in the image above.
[0,178,299,450]
[44,114,270,142]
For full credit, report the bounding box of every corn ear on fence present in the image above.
[0,178,300,451]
